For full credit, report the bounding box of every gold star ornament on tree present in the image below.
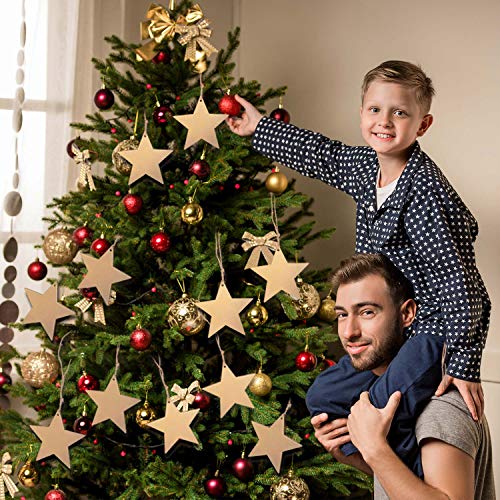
[119,131,172,185]
[22,284,74,341]
[174,96,227,149]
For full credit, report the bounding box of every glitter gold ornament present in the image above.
[167,293,206,336]
[265,168,288,195]
[249,368,272,397]
[17,461,39,488]
[21,350,60,388]
[318,294,337,322]
[289,278,320,320]
[112,138,139,175]
[246,297,268,327]
[270,470,310,500]
[42,229,78,265]
[181,198,204,225]
[135,401,157,428]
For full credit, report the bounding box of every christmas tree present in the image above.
[0,2,372,498]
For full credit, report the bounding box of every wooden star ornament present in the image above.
[119,132,172,185]
[78,246,131,305]
[174,96,227,149]
[30,411,84,468]
[22,284,74,340]
[251,248,309,302]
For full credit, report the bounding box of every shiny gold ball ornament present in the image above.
[246,298,269,327]
[270,470,310,500]
[289,278,321,320]
[318,295,337,322]
[265,167,288,195]
[181,198,204,225]
[18,461,40,488]
[21,350,60,388]
[167,293,207,336]
[193,49,207,73]
[135,401,157,428]
[249,368,272,396]
[112,137,139,175]
[42,228,78,265]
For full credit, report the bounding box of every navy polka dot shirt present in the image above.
[253,117,490,382]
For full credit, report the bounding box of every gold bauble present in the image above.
[249,369,272,397]
[21,350,60,388]
[265,170,288,195]
[135,401,157,428]
[318,296,337,322]
[246,299,269,327]
[270,470,310,500]
[193,50,207,73]
[18,461,40,488]
[42,228,78,265]
[181,200,204,225]
[167,293,207,336]
[112,137,139,175]
[289,279,320,320]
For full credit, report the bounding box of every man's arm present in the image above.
[348,392,475,500]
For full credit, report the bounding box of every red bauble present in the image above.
[77,374,99,393]
[130,328,152,351]
[123,193,143,215]
[0,372,12,394]
[72,226,93,247]
[45,489,67,500]
[270,107,291,123]
[81,287,99,300]
[27,259,48,280]
[232,457,254,481]
[218,94,241,116]
[66,137,81,158]
[91,237,111,256]
[192,391,211,411]
[150,232,171,253]
[94,88,115,110]
[320,358,336,371]
[189,159,210,179]
[152,51,170,64]
[295,350,317,372]
[73,415,92,435]
[152,105,172,126]
[204,475,226,498]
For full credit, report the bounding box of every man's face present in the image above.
[335,274,405,375]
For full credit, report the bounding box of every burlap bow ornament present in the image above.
[75,290,116,325]
[0,453,19,500]
[241,231,279,269]
[71,143,96,191]
[170,381,200,411]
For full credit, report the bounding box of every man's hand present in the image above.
[311,413,351,459]
[435,374,484,421]
[225,95,263,136]
[347,391,401,462]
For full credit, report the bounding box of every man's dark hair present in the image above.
[330,253,414,306]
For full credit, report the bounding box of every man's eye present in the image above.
[336,312,347,319]
[361,310,374,316]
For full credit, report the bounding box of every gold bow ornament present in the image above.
[0,453,19,500]
[71,143,96,191]
[241,231,279,269]
[170,381,200,411]
[75,290,116,325]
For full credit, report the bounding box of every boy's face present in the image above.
[360,80,433,164]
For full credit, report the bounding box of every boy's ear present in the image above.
[417,114,434,137]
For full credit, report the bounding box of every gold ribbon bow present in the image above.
[241,231,279,269]
[75,291,116,325]
[0,453,19,500]
[170,381,200,411]
[72,144,96,191]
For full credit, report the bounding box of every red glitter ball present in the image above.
[55,382,61,388]
[110,127,117,134]
[120,451,126,457]
[62,418,67,424]
[227,439,233,446]
[234,183,241,189]
[151,287,157,292]
[131,311,136,317]
[249,328,254,333]
[115,191,121,196]
[41,462,46,467]
[95,213,102,218]
[175,95,180,100]
[183,179,189,185]
[93,439,99,445]
[146,83,152,90]
[127,118,133,123]
[169,184,174,189]
[304,433,310,439]
[152,449,157,455]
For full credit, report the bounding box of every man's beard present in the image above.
[349,317,405,372]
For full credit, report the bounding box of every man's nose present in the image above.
[341,316,361,341]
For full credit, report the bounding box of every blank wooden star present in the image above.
[30,411,84,468]
[197,282,252,337]
[147,401,200,454]
[173,96,227,149]
[22,284,73,340]
[119,132,172,185]
[78,247,131,305]
[248,412,302,473]
[251,249,309,302]
[203,362,254,417]
[87,376,140,433]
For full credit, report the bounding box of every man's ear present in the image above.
[416,114,433,137]
[400,299,417,328]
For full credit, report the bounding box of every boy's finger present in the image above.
[234,94,252,108]
[435,375,451,396]
[462,392,478,421]
[471,390,484,419]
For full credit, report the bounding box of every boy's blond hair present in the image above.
[361,60,435,114]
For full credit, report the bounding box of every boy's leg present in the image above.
[306,355,378,455]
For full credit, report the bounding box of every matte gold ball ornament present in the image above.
[167,293,207,336]
[246,297,269,327]
[289,278,321,320]
[21,350,60,388]
[135,400,157,428]
[270,469,310,500]
[265,167,288,195]
[181,197,204,225]
[42,229,78,265]
[17,461,40,488]
[318,294,337,322]
[249,368,272,397]
[112,137,139,175]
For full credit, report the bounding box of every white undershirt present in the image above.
[376,169,400,209]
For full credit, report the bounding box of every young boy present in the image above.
[226,60,491,476]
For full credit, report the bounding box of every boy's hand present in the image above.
[225,95,263,136]
[311,413,351,460]
[435,374,484,421]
